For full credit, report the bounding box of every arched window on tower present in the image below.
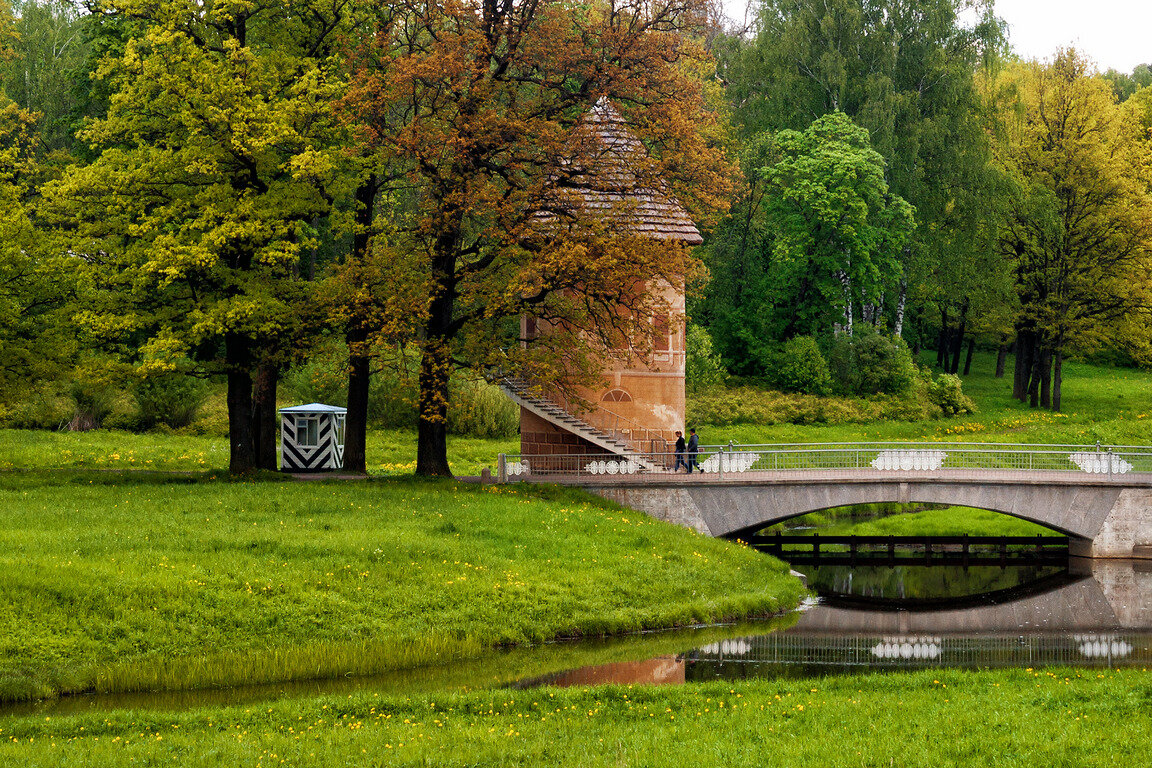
[602,389,632,403]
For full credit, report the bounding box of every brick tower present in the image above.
[503,99,702,464]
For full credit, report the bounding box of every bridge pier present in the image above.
[581,478,1152,559]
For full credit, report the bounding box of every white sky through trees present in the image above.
[722,0,1151,75]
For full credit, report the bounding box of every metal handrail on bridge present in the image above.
[496,441,1152,481]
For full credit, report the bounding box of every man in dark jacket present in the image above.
[673,431,687,472]
[686,428,699,474]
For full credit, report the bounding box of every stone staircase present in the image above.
[497,376,657,469]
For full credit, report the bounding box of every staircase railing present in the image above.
[581,404,670,456]
[497,374,670,456]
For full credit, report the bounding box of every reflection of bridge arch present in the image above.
[816,568,1079,612]
[681,561,1152,672]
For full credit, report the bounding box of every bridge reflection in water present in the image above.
[520,559,1152,689]
[689,557,1152,679]
[685,630,1151,681]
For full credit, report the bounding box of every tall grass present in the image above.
[0,473,805,702]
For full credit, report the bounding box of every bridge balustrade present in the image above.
[497,442,1152,481]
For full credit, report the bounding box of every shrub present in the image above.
[929,373,977,415]
[0,381,73,429]
[133,374,210,429]
[686,384,940,428]
[448,379,518,438]
[685,325,728,390]
[283,343,517,438]
[768,336,831,395]
[828,326,916,396]
[67,370,124,431]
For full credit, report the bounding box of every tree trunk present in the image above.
[416,340,452,477]
[963,337,976,376]
[344,326,371,474]
[415,219,459,477]
[226,333,256,474]
[1053,349,1063,412]
[342,175,378,475]
[252,362,278,471]
[1038,346,1053,408]
[937,308,949,369]
[893,281,906,337]
[995,335,1010,379]
[839,270,853,337]
[949,297,969,374]
[1028,342,1042,408]
[1013,328,1033,401]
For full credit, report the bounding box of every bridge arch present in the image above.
[743,491,1076,539]
[585,478,1124,542]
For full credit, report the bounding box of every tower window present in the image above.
[602,389,632,403]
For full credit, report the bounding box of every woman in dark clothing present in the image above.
[673,431,687,472]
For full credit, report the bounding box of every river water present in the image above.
[6,554,1152,717]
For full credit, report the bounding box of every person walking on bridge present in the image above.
[686,428,699,474]
[673,431,687,473]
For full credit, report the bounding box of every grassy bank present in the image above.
[0,472,805,702]
[693,351,1152,446]
[2,668,1149,766]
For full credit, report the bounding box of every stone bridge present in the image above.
[555,471,1152,559]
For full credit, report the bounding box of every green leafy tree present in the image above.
[0,10,77,399]
[0,0,91,152]
[685,324,728,390]
[704,0,1007,369]
[1103,63,1152,102]
[47,0,352,473]
[759,112,914,338]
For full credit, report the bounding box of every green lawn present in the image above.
[0,429,516,476]
[3,668,1150,766]
[0,472,805,702]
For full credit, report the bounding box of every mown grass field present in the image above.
[3,668,1150,766]
[0,472,805,702]
[0,429,517,476]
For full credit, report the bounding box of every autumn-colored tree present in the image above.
[342,0,736,476]
[47,0,353,472]
[989,50,1152,410]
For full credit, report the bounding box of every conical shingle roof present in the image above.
[536,98,703,245]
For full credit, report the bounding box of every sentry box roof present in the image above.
[277,403,348,414]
